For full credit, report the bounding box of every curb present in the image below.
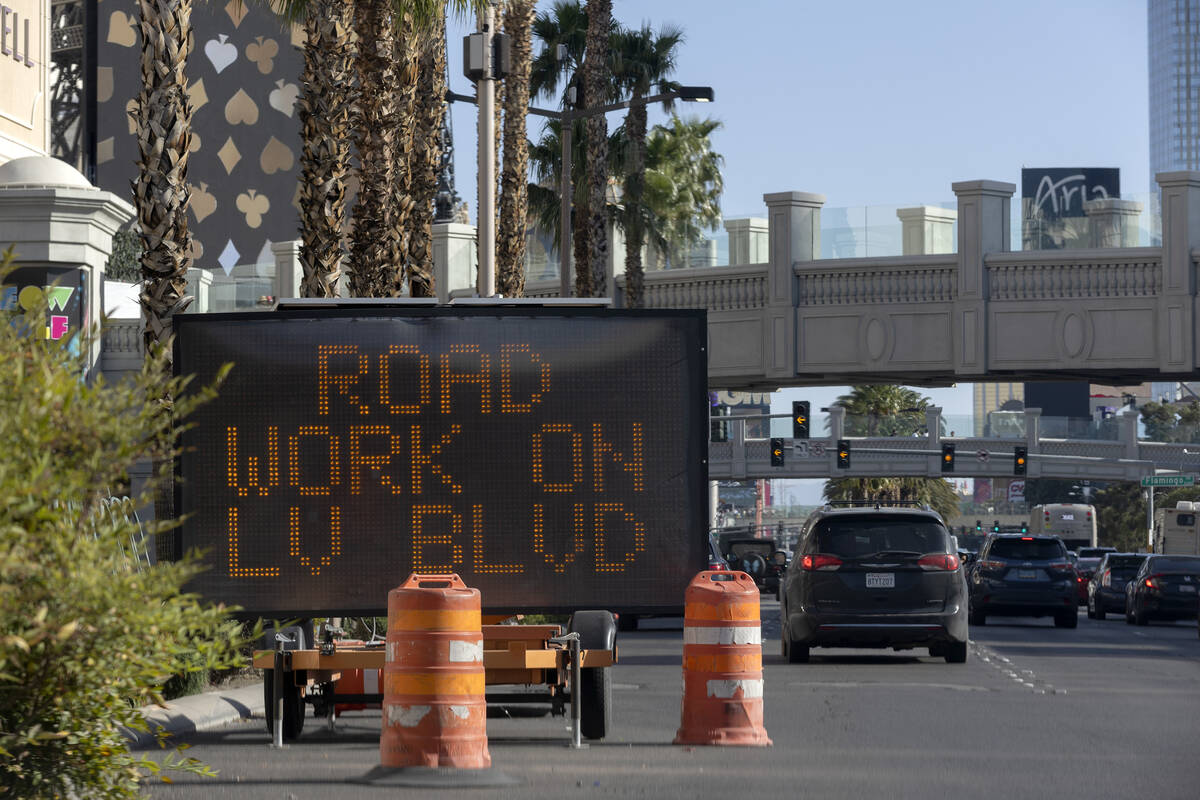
[125,682,263,749]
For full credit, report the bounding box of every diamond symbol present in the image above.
[218,239,241,275]
[186,78,209,112]
[225,0,249,27]
[217,137,241,174]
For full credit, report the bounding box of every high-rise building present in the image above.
[1149,1,1200,191]
[972,383,1024,437]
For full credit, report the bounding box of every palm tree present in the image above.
[270,1,483,299]
[834,385,932,437]
[275,0,355,298]
[530,0,589,294]
[407,5,448,298]
[496,0,536,297]
[823,385,959,521]
[134,0,195,558]
[134,0,195,360]
[611,22,683,307]
[348,0,397,297]
[642,115,724,268]
[581,0,612,297]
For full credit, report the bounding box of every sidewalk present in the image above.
[125,683,264,749]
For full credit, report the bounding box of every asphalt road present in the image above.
[145,602,1200,799]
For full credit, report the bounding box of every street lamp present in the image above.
[529,85,715,298]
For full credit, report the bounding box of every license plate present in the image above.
[1179,585,1196,593]
[1018,570,1038,580]
[866,573,895,588]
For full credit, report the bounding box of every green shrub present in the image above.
[0,248,249,797]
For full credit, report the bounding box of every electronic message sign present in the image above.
[174,307,708,616]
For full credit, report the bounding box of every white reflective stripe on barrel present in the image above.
[706,678,764,699]
[683,625,762,646]
[448,640,484,663]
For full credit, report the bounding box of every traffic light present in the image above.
[1020,521,1028,533]
[975,520,983,533]
[1013,446,1027,476]
[992,520,1001,533]
[792,401,810,440]
[941,443,955,473]
[770,437,785,466]
[836,439,850,469]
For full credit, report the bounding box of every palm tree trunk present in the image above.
[349,0,397,297]
[297,0,354,298]
[407,5,447,298]
[582,0,611,297]
[622,97,647,307]
[135,0,194,358]
[497,0,535,298]
[388,10,421,296]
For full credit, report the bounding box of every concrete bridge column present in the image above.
[1153,172,1200,373]
[271,240,301,300]
[763,191,824,381]
[1084,198,1143,248]
[1120,412,1139,461]
[896,206,957,255]
[952,180,1014,378]
[724,217,768,265]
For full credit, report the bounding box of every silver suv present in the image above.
[780,503,969,664]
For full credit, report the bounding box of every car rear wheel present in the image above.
[968,608,985,626]
[782,626,808,664]
[943,641,968,663]
[1054,611,1078,629]
[1094,602,1106,621]
[1134,603,1149,626]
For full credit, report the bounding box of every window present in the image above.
[987,538,1065,561]
[812,516,950,558]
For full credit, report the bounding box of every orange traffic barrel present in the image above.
[379,573,490,769]
[674,570,772,746]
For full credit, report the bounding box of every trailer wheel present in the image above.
[263,670,305,740]
[579,666,612,740]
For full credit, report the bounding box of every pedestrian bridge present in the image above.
[513,174,1200,390]
[99,174,1200,392]
[709,406,1198,483]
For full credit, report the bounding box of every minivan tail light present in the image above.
[1101,569,1111,587]
[979,559,1005,571]
[802,554,843,571]
[918,553,960,571]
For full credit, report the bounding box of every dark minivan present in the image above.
[780,505,968,664]
[968,534,1078,627]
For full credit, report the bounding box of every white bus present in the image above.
[1028,503,1098,551]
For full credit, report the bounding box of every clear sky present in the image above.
[444,0,1151,504]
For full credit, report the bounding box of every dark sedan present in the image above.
[1124,554,1200,625]
[1086,553,1148,620]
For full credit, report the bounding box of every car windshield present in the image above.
[812,516,950,559]
[988,538,1065,560]
[1148,556,1200,573]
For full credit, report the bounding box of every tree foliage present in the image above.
[823,385,959,521]
[0,250,249,797]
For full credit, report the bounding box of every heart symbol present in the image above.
[236,189,271,229]
[224,89,259,126]
[190,182,218,223]
[245,36,279,74]
[268,79,299,118]
[259,136,294,175]
[204,34,238,74]
[107,11,136,48]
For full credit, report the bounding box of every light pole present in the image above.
[529,85,714,298]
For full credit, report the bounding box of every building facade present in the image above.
[1149,1,1200,188]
